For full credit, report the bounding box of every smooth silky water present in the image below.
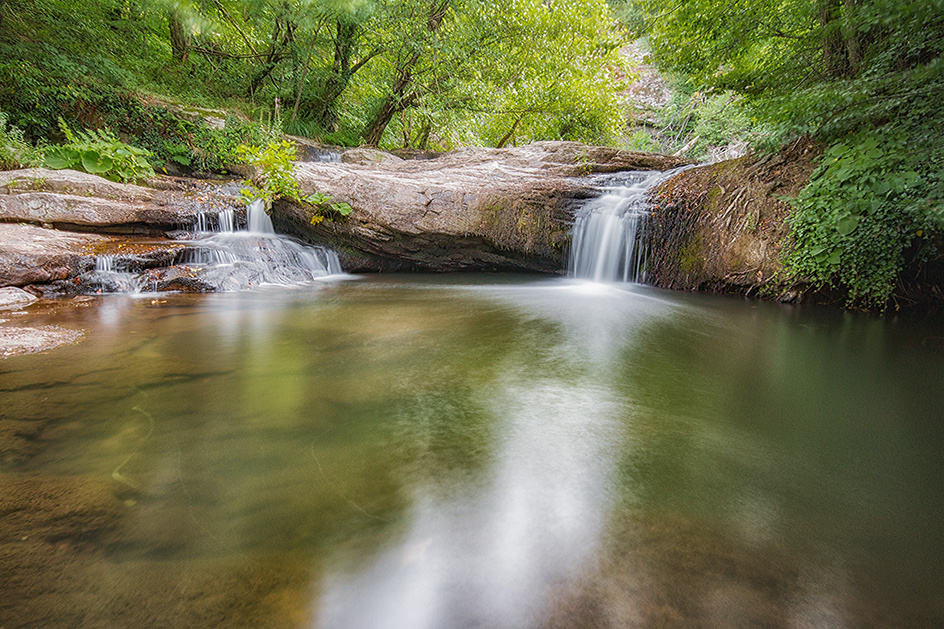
[2,276,944,628]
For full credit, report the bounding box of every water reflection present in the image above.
[1,277,943,628]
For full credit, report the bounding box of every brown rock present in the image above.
[276,142,689,272]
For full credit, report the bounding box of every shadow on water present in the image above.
[1,277,943,628]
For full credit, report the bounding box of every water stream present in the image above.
[569,168,685,283]
[92,199,342,293]
[2,276,943,628]
[3,177,944,628]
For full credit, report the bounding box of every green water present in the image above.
[2,275,943,628]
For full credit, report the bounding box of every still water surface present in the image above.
[3,275,943,627]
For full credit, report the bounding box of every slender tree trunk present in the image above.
[249,19,295,96]
[819,0,852,78]
[496,113,524,148]
[842,0,862,75]
[168,13,190,63]
[361,0,450,146]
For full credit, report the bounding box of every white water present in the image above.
[91,199,342,293]
[246,198,275,234]
[568,168,684,283]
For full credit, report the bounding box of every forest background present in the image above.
[0,0,941,307]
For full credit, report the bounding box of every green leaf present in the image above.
[44,147,79,169]
[331,202,353,215]
[837,214,860,236]
[81,150,114,174]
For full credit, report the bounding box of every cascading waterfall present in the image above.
[568,168,685,283]
[91,199,342,293]
[176,199,342,288]
[194,207,236,233]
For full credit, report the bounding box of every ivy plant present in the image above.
[783,128,932,307]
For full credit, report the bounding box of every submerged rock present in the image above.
[276,141,689,272]
[0,287,37,309]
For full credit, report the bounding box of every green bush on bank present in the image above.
[0,111,43,170]
[784,126,941,307]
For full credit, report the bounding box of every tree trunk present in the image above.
[249,19,295,96]
[818,0,856,79]
[168,13,190,63]
[361,0,450,146]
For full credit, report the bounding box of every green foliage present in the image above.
[631,0,944,307]
[0,111,43,170]
[45,118,154,183]
[620,128,659,152]
[304,191,353,225]
[784,126,940,307]
[235,139,300,206]
[1,0,629,153]
[234,137,353,223]
[654,86,767,159]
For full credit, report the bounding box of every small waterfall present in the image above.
[176,198,341,289]
[195,207,236,232]
[91,254,145,293]
[568,168,683,283]
[86,199,343,294]
[247,198,275,234]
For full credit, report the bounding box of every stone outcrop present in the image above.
[0,144,689,294]
[0,168,238,233]
[644,138,821,300]
[275,141,689,272]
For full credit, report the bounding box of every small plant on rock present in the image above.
[236,139,353,223]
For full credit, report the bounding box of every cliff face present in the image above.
[645,138,821,302]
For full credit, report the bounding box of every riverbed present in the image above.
[2,275,943,628]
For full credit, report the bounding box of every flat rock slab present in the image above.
[280,142,690,272]
[0,223,185,288]
[0,324,83,358]
[0,168,243,233]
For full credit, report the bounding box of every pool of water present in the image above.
[2,275,943,628]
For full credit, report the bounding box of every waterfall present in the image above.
[246,198,275,234]
[176,198,342,288]
[568,168,684,283]
[88,198,343,294]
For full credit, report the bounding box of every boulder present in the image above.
[0,168,243,233]
[275,142,689,272]
[0,223,185,288]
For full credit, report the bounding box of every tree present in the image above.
[630,0,944,307]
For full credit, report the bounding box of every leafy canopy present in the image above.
[630,0,944,307]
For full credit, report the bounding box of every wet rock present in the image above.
[0,287,37,310]
[0,224,105,286]
[645,138,821,299]
[0,223,185,290]
[277,142,690,272]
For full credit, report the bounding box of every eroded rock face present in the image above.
[0,169,236,233]
[0,223,186,290]
[276,142,689,272]
[645,138,821,299]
